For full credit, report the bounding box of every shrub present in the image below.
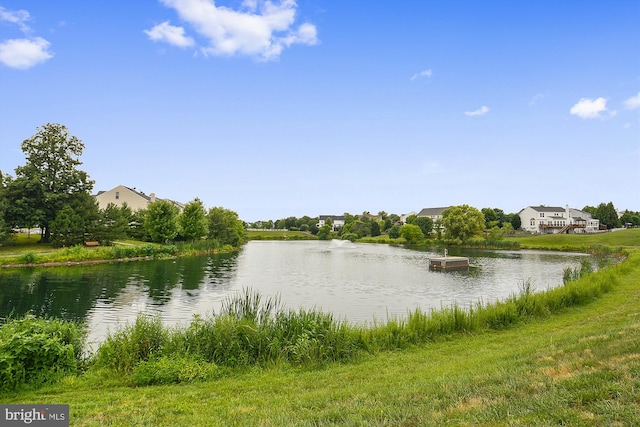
[18,252,38,264]
[0,316,85,391]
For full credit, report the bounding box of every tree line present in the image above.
[0,123,245,248]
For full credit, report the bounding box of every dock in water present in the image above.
[429,256,469,271]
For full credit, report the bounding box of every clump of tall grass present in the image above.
[563,258,594,284]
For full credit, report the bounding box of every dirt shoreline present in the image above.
[0,256,155,269]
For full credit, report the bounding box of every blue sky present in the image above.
[1,1,639,222]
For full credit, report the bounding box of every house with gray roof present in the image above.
[519,205,599,234]
[95,185,184,212]
[417,207,451,221]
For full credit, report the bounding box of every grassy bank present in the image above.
[0,236,234,267]
[506,228,640,251]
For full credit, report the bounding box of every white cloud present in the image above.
[0,37,53,69]
[0,6,31,32]
[624,92,640,110]
[149,0,318,61]
[570,97,607,119]
[145,21,195,47]
[411,69,432,81]
[464,106,489,117]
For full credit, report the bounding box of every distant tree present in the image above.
[405,214,418,225]
[99,203,130,244]
[370,220,381,237]
[180,198,208,242]
[400,224,424,244]
[595,202,620,230]
[49,205,84,247]
[207,207,246,246]
[145,200,180,243]
[128,209,150,241]
[505,213,521,231]
[324,216,333,230]
[3,175,45,234]
[481,208,498,229]
[0,171,12,243]
[11,123,94,243]
[620,210,640,227]
[582,205,597,217]
[412,216,433,236]
[441,205,485,243]
[317,224,332,240]
[343,220,370,238]
[388,223,401,239]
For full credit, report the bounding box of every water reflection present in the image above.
[0,242,589,347]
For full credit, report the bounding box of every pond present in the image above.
[0,240,590,350]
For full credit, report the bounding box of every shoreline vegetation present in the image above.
[1,230,639,424]
[2,228,638,268]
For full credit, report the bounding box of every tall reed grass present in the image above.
[91,253,631,384]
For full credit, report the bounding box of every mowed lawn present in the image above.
[507,227,640,250]
[4,252,639,425]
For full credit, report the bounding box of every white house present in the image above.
[417,207,450,221]
[317,215,345,231]
[94,185,184,212]
[519,205,599,234]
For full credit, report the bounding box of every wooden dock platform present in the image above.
[429,256,469,271]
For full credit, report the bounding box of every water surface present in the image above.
[0,240,589,349]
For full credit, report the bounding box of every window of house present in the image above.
[539,213,545,218]
[115,191,120,200]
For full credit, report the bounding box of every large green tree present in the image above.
[49,205,85,247]
[0,171,13,243]
[400,224,424,244]
[145,200,180,243]
[207,207,246,247]
[441,205,485,243]
[180,198,208,242]
[11,124,94,242]
[98,203,131,244]
[595,202,620,230]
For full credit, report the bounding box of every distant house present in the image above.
[400,211,417,224]
[519,205,599,234]
[317,215,345,231]
[94,185,184,212]
[416,207,450,221]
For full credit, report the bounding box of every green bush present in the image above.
[0,316,85,391]
[18,252,38,264]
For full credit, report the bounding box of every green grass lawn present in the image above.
[506,228,640,250]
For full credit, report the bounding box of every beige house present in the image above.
[94,185,184,212]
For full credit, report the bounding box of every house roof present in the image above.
[123,186,152,201]
[417,207,450,217]
[527,205,566,213]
